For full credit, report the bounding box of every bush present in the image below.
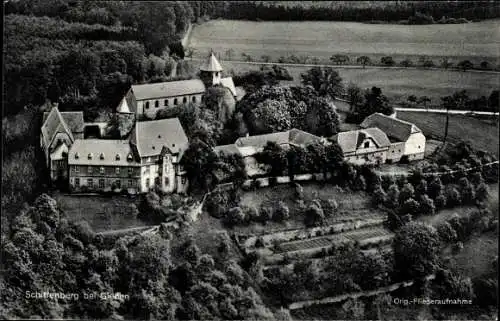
[435,194,447,209]
[304,203,325,227]
[372,186,387,207]
[475,183,489,202]
[419,194,436,215]
[244,205,260,222]
[224,207,246,227]
[259,206,273,223]
[321,198,339,217]
[445,187,462,207]
[399,198,420,216]
[437,222,458,243]
[273,201,290,222]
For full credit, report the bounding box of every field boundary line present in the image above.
[191,58,500,75]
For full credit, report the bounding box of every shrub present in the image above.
[437,222,458,243]
[273,201,290,222]
[372,186,387,207]
[419,194,436,215]
[244,205,260,222]
[445,187,462,207]
[259,206,273,222]
[224,207,246,227]
[399,198,420,216]
[458,177,475,204]
[435,194,447,209]
[475,183,489,202]
[321,198,339,217]
[304,203,325,227]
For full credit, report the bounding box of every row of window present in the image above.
[75,178,135,189]
[75,166,136,175]
[144,96,197,109]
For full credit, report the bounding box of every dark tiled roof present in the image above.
[131,80,206,101]
[234,129,322,149]
[360,113,421,142]
[213,144,241,156]
[130,118,188,157]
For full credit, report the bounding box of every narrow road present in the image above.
[395,107,498,116]
[190,58,500,75]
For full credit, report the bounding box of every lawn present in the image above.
[396,111,499,157]
[190,19,499,64]
[215,60,499,102]
[51,192,151,233]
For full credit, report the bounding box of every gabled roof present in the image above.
[42,110,84,134]
[200,52,223,72]
[333,128,390,154]
[220,77,237,97]
[116,96,132,113]
[68,139,140,166]
[41,107,75,148]
[214,144,242,157]
[360,113,421,142]
[131,79,206,101]
[130,118,188,157]
[234,128,322,150]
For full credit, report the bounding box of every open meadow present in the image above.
[396,111,499,157]
[216,60,500,102]
[189,19,500,64]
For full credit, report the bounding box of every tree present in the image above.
[475,182,489,202]
[330,54,350,65]
[224,207,246,226]
[407,95,418,105]
[273,201,290,222]
[445,187,461,207]
[480,61,490,69]
[400,59,413,67]
[488,90,499,114]
[457,60,474,71]
[304,202,325,227]
[437,222,458,243]
[399,198,420,217]
[418,96,431,111]
[440,57,452,69]
[261,55,271,63]
[458,177,475,204]
[419,56,435,68]
[256,141,288,176]
[356,56,371,68]
[351,86,393,122]
[181,138,222,192]
[393,222,441,280]
[380,56,395,66]
[419,194,436,215]
[346,82,364,112]
[300,66,344,98]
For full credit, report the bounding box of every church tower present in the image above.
[199,50,223,88]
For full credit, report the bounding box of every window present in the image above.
[181,177,187,184]
[127,153,133,161]
[418,145,421,149]
[364,142,369,148]
[165,177,169,186]
[99,179,105,189]
[155,177,160,185]
[216,72,219,77]
[192,96,196,103]
[115,154,120,161]
[392,150,395,153]
[75,178,80,187]
[75,152,79,159]
[100,167,105,174]
[116,180,121,189]
[128,179,134,188]
[155,100,159,108]
[100,153,105,160]
[88,178,93,188]
[145,101,150,109]
[88,153,93,160]
[146,178,150,188]
[183,97,187,103]
[174,98,178,105]
[164,99,168,106]
[128,168,133,175]
[116,167,120,175]
[75,166,79,173]
[88,166,93,174]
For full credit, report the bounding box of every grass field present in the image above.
[190,19,499,63]
[396,111,499,157]
[211,60,500,102]
[51,192,150,233]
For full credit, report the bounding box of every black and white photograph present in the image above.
[1,1,499,320]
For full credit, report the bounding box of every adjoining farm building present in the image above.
[331,127,390,165]
[360,113,426,162]
[214,129,326,177]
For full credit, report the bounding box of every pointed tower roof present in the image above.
[200,51,223,72]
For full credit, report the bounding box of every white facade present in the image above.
[137,94,204,119]
[403,132,426,160]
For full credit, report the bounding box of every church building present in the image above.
[116,51,238,121]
